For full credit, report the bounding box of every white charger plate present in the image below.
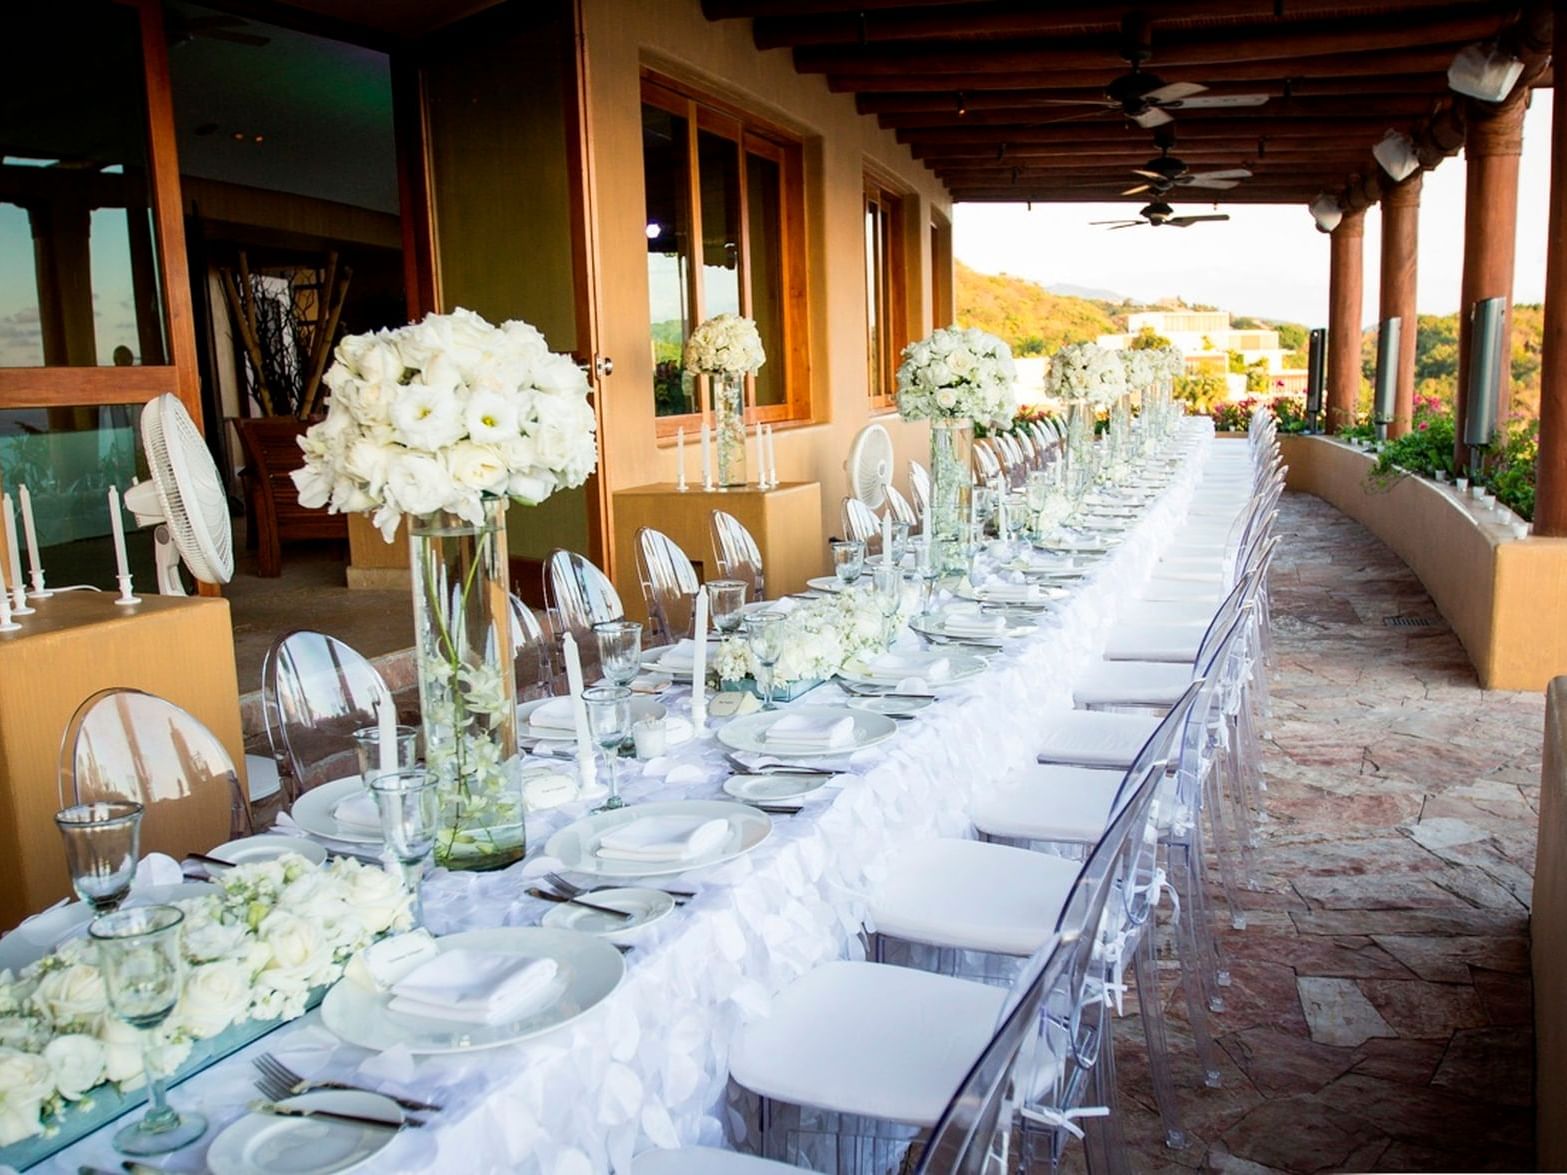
[804,575,850,593]
[320,927,624,1055]
[206,1090,405,1175]
[717,703,897,757]
[845,694,936,719]
[837,652,986,688]
[205,835,327,875]
[546,799,773,879]
[909,608,1031,642]
[540,887,676,941]
[0,882,216,974]
[518,696,666,739]
[723,772,830,802]
[955,582,1066,607]
[289,776,379,845]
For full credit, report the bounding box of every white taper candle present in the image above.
[375,687,397,778]
[17,485,44,594]
[2,495,28,614]
[562,632,598,792]
[690,587,708,727]
[700,422,713,488]
[108,487,130,581]
[676,427,688,491]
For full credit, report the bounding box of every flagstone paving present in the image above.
[1101,491,1543,1173]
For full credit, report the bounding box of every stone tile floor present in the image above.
[1103,492,1543,1173]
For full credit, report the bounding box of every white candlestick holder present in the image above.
[9,584,33,617]
[115,574,141,606]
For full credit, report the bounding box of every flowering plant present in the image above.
[291,308,598,542]
[1119,348,1156,392]
[716,589,898,686]
[1154,346,1186,381]
[896,326,1018,427]
[1047,343,1126,407]
[684,314,766,377]
[0,856,412,1146]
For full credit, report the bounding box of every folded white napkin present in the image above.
[657,639,718,672]
[943,607,1006,637]
[333,791,381,833]
[132,853,183,892]
[979,583,1043,605]
[764,712,856,748]
[595,815,731,862]
[526,696,577,734]
[388,948,560,1025]
[864,653,951,681]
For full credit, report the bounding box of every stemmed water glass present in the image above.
[830,540,865,587]
[706,580,749,636]
[744,612,785,710]
[55,802,143,914]
[584,685,632,811]
[888,521,911,568]
[90,905,208,1156]
[594,620,643,688]
[914,538,941,621]
[350,724,420,784]
[871,562,904,646]
[369,768,440,928]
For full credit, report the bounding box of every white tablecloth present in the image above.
[44,422,1215,1175]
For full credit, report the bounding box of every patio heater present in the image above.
[1462,296,1507,478]
[1305,328,1326,433]
[1372,316,1402,442]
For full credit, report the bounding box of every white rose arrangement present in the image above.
[715,588,901,687]
[683,313,766,377]
[0,855,412,1148]
[1119,348,1156,394]
[896,326,1018,427]
[1047,342,1127,408]
[291,308,599,542]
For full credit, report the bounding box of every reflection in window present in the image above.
[865,179,906,406]
[746,152,785,408]
[1,2,166,367]
[643,104,694,417]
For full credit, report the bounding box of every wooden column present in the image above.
[1536,16,1567,536]
[1454,96,1527,469]
[1326,209,1366,434]
[1380,173,1422,437]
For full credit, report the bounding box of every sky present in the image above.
[952,93,1553,328]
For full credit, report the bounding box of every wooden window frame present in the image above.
[0,0,199,420]
[641,72,810,438]
[864,172,908,412]
[930,209,953,331]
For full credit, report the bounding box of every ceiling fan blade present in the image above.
[1165,93,1270,110]
[1168,214,1231,227]
[1121,184,1152,196]
[1037,108,1121,127]
[1032,98,1121,108]
[1182,176,1240,189]
[1130,168,1167,180]
[1146,81,1208,103]
[205,29,271,46]
[1110,222,1150,230]
[1189,168,1252,181]
[1090,219,1142,226]
[1131,107,1174,129]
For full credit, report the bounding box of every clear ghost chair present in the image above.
[61,688,251,853]
[711,509,766,602]
[883,484,917,530]
[508,595,555,701]
[262,630,391,802]
[972,439,1004,490]
[543,548,624,679]
[908,461,931,527]
[841,497,880,552]
[635,527,701,645]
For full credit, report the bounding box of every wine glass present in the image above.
[888,521,911,568]
[743,612,786,710]
[55,802,143,914]
[913,538,941,621]
[369,768,440,928]
[594,620,643,688]
[350,724,420,784]
[89,905,208,1156]
[584,685,632,812]
[706,580,749,636]
[871,562,904,646]
[830,540,865,587]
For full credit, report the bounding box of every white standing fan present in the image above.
[846,423,894,509]
[123,394,234,595]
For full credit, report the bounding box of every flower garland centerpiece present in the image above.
[714,589,897,693]
[293,308,598,870]
[684,313,765,488]
[0,856,413,1150]
[896,326,1018,571]
[1047,342,1126,469]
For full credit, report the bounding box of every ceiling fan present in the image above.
[1123,128,1252,196]
[1091,201,1231,231]
[1039,13,1270,129]
[165,9,271,49]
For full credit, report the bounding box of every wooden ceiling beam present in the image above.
[877,94,1444,129]
[901,115,1409,146]
[703,0,988,18]
[948,186,1330,202]
[934,158,1375,177]
[915,141,1380,161]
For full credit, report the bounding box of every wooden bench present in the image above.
[234,417,347,577]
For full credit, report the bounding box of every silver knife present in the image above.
[248,1099,415,1130]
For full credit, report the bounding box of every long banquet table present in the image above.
[45,419,1216,1175]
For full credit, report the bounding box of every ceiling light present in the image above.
[645,222,662,240]
[1448,42,1525,103]
[1372,130,1420,183]
[1309,193,1342,234]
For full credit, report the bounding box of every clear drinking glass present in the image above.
[55,802,143,914]
[594,620,643,688]
[90,905,208,1156]
[369,768,440,928]
[830,539,866,586]
[1002,491,1030,552]
[706,580,749,635]
[872,562,904,646]
[351,724,420,784]
[744,612,786,709]
[888,521,911,568]
[584,685,633,812]
[914,538,941,620]
[971,486,996,537]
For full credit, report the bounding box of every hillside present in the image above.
[955,261,1115,354]
[1358,306,1545,417]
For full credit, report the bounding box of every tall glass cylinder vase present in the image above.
[1065,399,1092,472]
[928,418,974,574]
[711,373,747,487]
[409,499,523,871]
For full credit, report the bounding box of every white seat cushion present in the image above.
[730,961,1005,1126]
[1034,710,1160,768]
[971,764,1123,843]
[1140,578,1225,605]
[869,838,1079,955]
[1116,599,1218,628]
[1074,659,1194,706]
[1103,621,1205,662]
[633,1148,801,1175]
[245,754,281,802]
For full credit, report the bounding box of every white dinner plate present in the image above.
[1036,539,1112,555]
[289,776,380,845]
[638,639,723,680]
[717,703,898,757]
[723,772,830,802]
[837,651,987,688]
[955,582,1066,607]
[0,882,216,974]
[518,696,666,739]
[205,835,327,875]
[910,607,1036,642]
[804,575,849,593]
[206,1090,405,1175]
[845,694,936,719]
[321,927,624,1055]
[540,887,676,940]
[546,799,773,879]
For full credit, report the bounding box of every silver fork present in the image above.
[253,1053,442,1114]
[545,871,695,902]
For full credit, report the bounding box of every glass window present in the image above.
[865,178,907,408]
[1,2,167,368]
[643,103,694,417]
[746,150,785,409]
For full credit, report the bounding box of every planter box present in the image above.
[718,676,822,702]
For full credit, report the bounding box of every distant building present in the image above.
[1097,309,1307,397]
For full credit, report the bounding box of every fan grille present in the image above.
[848,424,894,509]
[143,395,234,585]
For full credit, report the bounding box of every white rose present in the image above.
[43,1034,105,1100]
[344,439,393,495]
[390,384,465,452]
[445,442,510,495]
[0,1046,54,1141]
[533,353,588,396]
[946,348,974,375]
[182,918,247,965]
[935,387,959,411]
[507,470,556,506]
[257,912,333,999]
[173,961,251,1040]
[386,452,453,517]
[464,388,521,444]
[30,964,106,1026]
[340,864,411,936]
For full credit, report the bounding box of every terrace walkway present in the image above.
[1106,491,1542,1173]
